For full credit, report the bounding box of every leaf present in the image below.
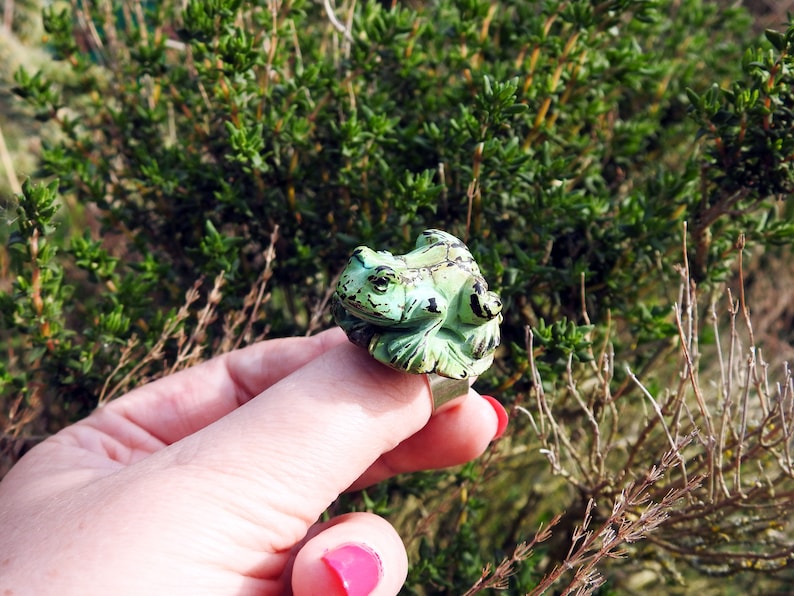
[765,29,788,52]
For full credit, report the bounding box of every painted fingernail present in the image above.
[321,543,382,596]
[482,395,508,439]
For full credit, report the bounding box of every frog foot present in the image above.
[371,332,493,379]
[370,331,434,374]
[466,319,502,359]
[427,337,495,378]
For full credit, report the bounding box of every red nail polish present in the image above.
[322,543,382,596]
[482,395,508,439]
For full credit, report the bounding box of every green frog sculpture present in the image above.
[332,229,502,379]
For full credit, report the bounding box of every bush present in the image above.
[3,0,794,592]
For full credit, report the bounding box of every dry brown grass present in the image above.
[450,229,794,593]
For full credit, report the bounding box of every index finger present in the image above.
[93,328,349,446]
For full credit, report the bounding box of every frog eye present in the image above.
[369,266,397,293]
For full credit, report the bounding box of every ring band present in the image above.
[426,374,470,411]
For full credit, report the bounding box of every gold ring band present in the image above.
[426,374,470,411]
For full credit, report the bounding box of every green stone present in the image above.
[333,229,502,379]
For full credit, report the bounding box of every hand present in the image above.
[0,328,507,595]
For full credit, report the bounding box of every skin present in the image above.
[0,328,502,595]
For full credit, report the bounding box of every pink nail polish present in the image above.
[321,543,382,596]
[482,395,509,439]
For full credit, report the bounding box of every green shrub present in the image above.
[3,0,794,592]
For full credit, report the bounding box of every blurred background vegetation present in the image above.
[2,0,794,593]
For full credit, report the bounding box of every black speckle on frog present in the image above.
[332,229,502,379]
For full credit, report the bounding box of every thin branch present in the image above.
[0,121,22,195]
[323,0,354,41]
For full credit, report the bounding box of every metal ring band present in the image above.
[426,374,470,411]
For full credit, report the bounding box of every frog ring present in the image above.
[332,229,502,410]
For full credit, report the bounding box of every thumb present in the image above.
[291,512,407,596]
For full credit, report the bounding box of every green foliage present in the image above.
[686,25,794,275]
[11,67,61,121]
[3,0,794,592]
[533,317,594,368]
[7,0,772,359]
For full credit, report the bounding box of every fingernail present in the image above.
[482,395,508,439]
[321,543,382,596]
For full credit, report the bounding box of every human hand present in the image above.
[0,328,507,595]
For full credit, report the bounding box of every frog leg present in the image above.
[464,316,502,359]
[372,289,452,372]
[428,339,475,378]
[371,317,445,373]
[420,327,495,379]
[416,229,463,249]
[434,346,495,378]
[461,279,502,320]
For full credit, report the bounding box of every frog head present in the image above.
[335,247,410,324]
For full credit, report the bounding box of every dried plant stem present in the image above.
[0,121,21,195]
[463,515,562,595]
[529,441,699,596]
[514,222,794,587]
[306,269,340,337]
[323,0,354,42]
[168,272,226,374]
[674,301,716,498]
[232,225,278,350]
[98,278,203,404]
[627,366,688,485]
[567,354,603,476]
[527,328,588,486]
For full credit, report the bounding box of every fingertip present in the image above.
[292,513,407,596]
[321,543,382,596]
[365,389,502,476]
[480,395,509,440]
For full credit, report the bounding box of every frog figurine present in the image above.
[332,229,502,379]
